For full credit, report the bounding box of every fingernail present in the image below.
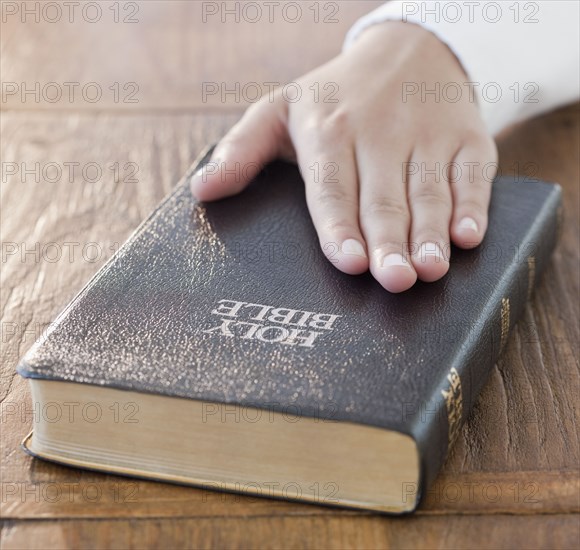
[341,239,366,258]
[382,253,410,268]
[190,169,201,189]
[191,158,221,185]
[418,242,446,263]
[458,217,479,234]
[190,167,205,187]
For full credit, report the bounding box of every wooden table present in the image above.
[1,2,578,548]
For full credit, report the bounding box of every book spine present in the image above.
[411,183,562,509]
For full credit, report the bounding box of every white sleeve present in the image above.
[343,1,579,136]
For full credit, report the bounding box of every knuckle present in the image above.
[409,187,450,208]
[456,167,495,187]
[312,108,351,145]
[322,108,351,133]
[217,132,242,150]
[417,127,439,146]
[465,132,498,162]
[322,216,357,235]
[311,181,354,206]
[364,195,410,221]
[251,92,278,112]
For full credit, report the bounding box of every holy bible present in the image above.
[18,147,562,513]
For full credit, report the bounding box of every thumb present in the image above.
[190,96,291,201]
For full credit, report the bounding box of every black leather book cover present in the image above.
[17,146,562,510]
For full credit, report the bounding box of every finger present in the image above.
[358,146,417,293]
[190,95,292,201]
[291,118,368,276]
[449,137,497,248]
[407,151,454,283]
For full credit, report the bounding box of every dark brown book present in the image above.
[17,147,562,513]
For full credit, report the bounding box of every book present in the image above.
[17,146,562,513]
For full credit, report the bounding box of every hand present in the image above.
[190,22,498,293]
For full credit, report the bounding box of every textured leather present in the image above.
[18,147,561,507]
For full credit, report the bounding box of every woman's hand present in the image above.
[190,21,497,293]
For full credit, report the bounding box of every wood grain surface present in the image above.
[1,1,578,548]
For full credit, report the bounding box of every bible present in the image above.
[17,146,562,513]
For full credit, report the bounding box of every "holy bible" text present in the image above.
[202,299,341,348]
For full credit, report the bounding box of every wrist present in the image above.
[350,20,469,81]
